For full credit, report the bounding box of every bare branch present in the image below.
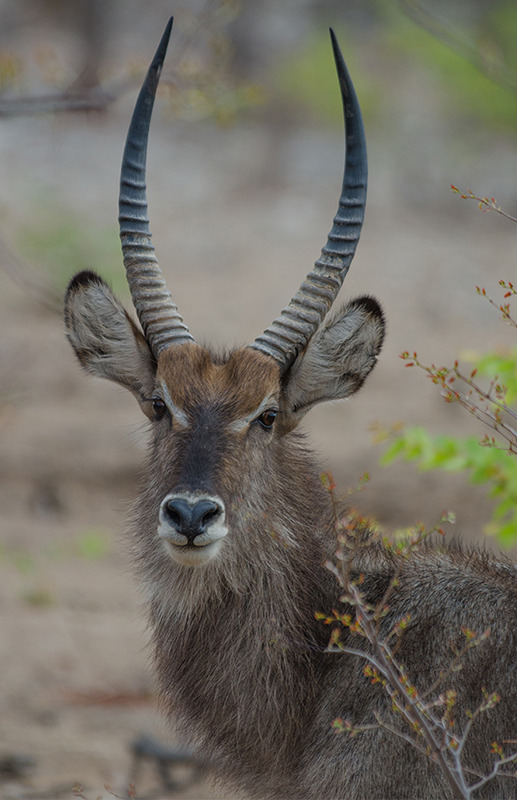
[0,80,128,118]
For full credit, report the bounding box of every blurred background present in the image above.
[1,1,517,797]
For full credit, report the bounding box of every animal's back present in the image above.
[145,535,517,799]
[296,545,517,800]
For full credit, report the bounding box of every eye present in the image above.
[256,409,278,429]
[151,397,168,419]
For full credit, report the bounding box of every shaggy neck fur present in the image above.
[131,432,335,795]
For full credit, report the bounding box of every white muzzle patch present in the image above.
[158,492,228,567]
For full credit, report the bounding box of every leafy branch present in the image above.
[399,349,517,454]
[380,273,517,548]
[451,186,517,223]
[320,502,517,798]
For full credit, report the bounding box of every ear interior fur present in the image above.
[64,271,156,406]
[282,296,385,420]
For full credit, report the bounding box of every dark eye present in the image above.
[151,397,168,419]
[256,409,277,429]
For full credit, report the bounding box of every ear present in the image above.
[64,271,156,414]
[281,296,385,424]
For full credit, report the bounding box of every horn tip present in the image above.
[152,17,174,74]
[329,28,346,74]
[164,16,174,41]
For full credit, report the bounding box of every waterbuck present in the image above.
[64,18,517,800]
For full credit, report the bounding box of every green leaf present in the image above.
[380,427,517,547]
[495,519,517,548]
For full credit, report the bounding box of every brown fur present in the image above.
[64,273,517,799]
[157,344,281,423]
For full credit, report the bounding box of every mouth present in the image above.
[160,537,224,567]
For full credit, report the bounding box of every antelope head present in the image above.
[64,19,385,570]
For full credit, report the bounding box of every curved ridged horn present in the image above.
[119,17,194,357]
[250,29,367,372]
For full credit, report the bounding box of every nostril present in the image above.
[195,501,222,533]
[166,506,182,528]
[161,496,223,543]
[164,499,192,533]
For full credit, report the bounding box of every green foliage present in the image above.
[489,1,517,75]
[22,586,54,607]
[274,5,517,132]
[167,81,265,126]
[275,29,378,126]
[381,3,517,130]
[75,528,111,560]
[0,528,112,608]
[2,530,112,566]
[382,269,517,550]
[16,203,126,298]
[381,426,517,548]
[474,349,517,404]
[0,50,22,90]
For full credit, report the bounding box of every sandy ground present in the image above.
[1,10,517,800]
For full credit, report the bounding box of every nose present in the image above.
[162,497,223,545]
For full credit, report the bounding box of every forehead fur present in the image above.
[157,343,281,414]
